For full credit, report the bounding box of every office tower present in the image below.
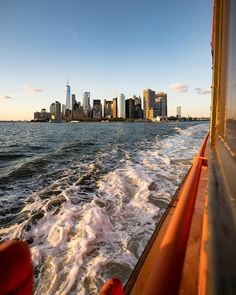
[66,81,71,110]
[50,102,55,116]
[133,95,143,119]
[55,101,61,121]
[62,104,66,119]
[72,98,85,121]
[93,99,102,119]
[143,89,158,119]
[83,92,91,117]
[155,96,162,116]
[134,95,142,107]
[155,92,168,117]
[118,94,125,118]
[112,97,118,119]
[125,98,135,119]
[72,94,76,107]
[50,101,61,121]
[177,106,182,118]
[104,99,113,119]
[71,94,76,119]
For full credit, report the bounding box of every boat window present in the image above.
[225,0,236,154]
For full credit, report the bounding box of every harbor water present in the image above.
[0,121,208,294]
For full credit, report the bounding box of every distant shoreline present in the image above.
[0,118,210,123]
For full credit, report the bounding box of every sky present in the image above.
[0,0,212,120]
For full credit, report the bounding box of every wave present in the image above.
[0,157,51,183]
[0,153,27,160]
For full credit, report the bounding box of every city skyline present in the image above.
[34,84,169,122]
[0,0,212,120]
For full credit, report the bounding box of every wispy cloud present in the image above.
[23,85,42,93]
[0,95,14,100]
[61,27,79,39]
[170,83,189,93]
[195,87,211,95]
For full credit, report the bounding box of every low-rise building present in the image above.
[34,109,51,122]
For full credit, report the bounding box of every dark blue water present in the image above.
[0,121,208,294]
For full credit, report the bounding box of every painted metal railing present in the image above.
[141,132,209,295]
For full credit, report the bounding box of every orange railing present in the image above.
[141,132,209,295]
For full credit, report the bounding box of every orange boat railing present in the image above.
[135,132,209,295]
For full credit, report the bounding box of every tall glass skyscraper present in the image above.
[83,92,91,117]
[118,94,125,118]
[66,81,71,110]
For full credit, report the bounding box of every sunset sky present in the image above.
[0,0,212,120]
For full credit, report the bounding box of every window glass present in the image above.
[225,0,236,153]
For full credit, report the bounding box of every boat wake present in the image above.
[0,122,208,294]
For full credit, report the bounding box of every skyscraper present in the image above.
[93,99,102,119]
[155,92,168,117]
[72,98,85,121]
[65,81,71,110]
[112,97,118,119]
[118,94,125,118]
[143,89,158,119]
[50,102,55,116]
[177,106,182,118]
[83,92,91,117]
[55,101,61,121]
[50,101,61,121]
[133,95,143,119]
[104,99,113,118]
[125,98,135,119]
[62,104,66,119]
[72,94,76,108]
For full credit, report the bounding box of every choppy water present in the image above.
[0,121,208,294]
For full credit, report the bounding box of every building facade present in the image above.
[50,101,61,121]
[112,97,118,119]
[155,92,168,117]
[104,99,113,119]
[72,94,76,108]
[65,81,71,110]
[133,95,143,119]
[143,89,158,119]
[72,103,85,121]
[93,99,102,119]
[83,92,91,118]
[55,101,61,121]
[125,98,135,119]
[62,104,66,120]
[50,102,55,116]
[34,109,51,122]
[118,94,125,118]
[177,106,182,118]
